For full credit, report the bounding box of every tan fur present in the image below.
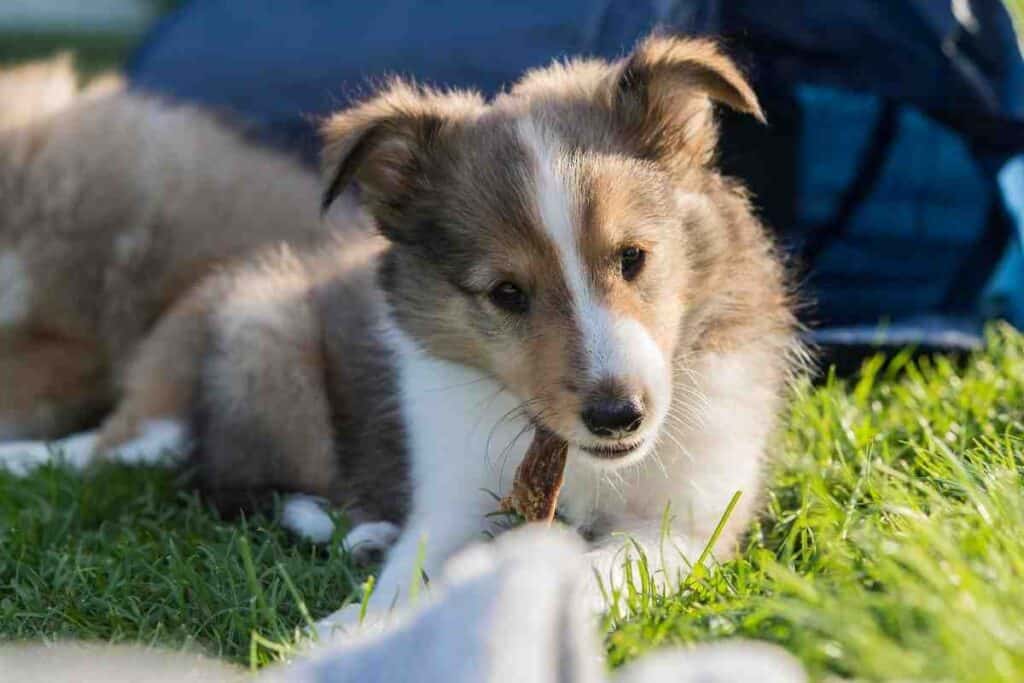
[0,331,107,438]
[508,35,763,175]
[0,56,327,440]
[199,246,339,498]
[94,283,218,451]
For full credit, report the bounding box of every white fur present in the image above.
[343,522,401,563]
[0,251,31,326]
[571,315,671,457]
[317,324,535,631]
[282,495,336,544]
[108,419,190,466]
[516,119,670,446]
[517,118,593,333]
[0,430,98,477]
[562,348,778,610]
[310,526,601,679]
[518,118,606,383]
[0,642,243,683]
[0,419,188,477]
[281,496,399,563]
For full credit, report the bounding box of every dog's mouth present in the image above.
[576,439,646,460]
[525,413,652,463]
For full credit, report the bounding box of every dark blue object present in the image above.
[128,1,1024,349]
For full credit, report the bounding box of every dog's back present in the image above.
[0,57,327,439]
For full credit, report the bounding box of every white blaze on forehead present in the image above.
[516,118,666,388]
[516,118,589,313]
[0,251,31,326]
[517,117,603,381]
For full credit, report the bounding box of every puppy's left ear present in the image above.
[612,35,763,172]
[319,80,483,224]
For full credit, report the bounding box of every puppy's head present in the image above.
[321,35,763,468]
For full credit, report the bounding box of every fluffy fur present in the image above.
[0,56,328,442]
[0,36,804,629]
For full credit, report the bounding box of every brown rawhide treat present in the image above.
[499,427,569,523]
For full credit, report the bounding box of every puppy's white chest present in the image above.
[390,329,646,536]
[392,332,532,506]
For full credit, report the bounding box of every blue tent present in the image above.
[128,0,1024,351]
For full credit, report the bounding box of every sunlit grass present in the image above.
[604,324,1024,681]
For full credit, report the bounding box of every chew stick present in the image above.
[499,427,569,523]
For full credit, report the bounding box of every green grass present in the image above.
[1008,0,1024,37]
[2,324,1023,680]
[0,466,363,668]
[604,324,1024,681]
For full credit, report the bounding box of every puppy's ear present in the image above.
[320,80,483,221]
[612,35,763,171]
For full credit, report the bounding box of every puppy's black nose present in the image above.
[581,397,644,438]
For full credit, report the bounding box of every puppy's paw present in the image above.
[0,431,97,477]
[281,495,336,544]
[101,419,190,467]
[342,521,400,565]
[311,602,393,642]
[280,497,399,565]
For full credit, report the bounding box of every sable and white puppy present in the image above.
[1,37,801,629]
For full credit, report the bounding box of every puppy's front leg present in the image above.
[581,520,709,616]
[315,345,529,635]
[314,497,490,636]
[370,510,483,607]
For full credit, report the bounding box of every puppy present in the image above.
[0,56,327,445]
[1,37,802,627]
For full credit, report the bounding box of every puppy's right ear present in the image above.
[320,80,484,219]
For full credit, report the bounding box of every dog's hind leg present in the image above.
[0,430,99,477]
[190,249,341,512]
[0,332,109,442]
[91,283,217,466]
[0,332,110,475]
[0,285,212,477]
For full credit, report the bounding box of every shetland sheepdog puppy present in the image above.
[0,37,802,630]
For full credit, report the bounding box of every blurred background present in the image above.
[2,1,1020,77]
[0,1,175,73]
[1,1,1022,362]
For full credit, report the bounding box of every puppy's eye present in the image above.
[619,246,646,281]
[488,282,529,314]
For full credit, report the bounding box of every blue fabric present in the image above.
[792,85,994,325]
[984,157,1024,325]
[128,1,694,157]
[127,0,1024,348]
